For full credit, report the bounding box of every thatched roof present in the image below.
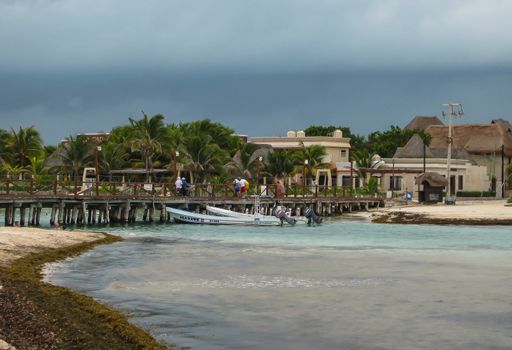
[426,121,512,156]
[415,172,447,187]
[393,134,470,159]
[404,116,443,130]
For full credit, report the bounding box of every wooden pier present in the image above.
[0,177,384,227]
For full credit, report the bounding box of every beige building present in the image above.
[251,130,351,185]
[375,157,489,200]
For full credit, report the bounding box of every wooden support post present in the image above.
[147,206,153,222]
[143,206,148,222]
[35,206,41,226]
[104,205,110,224]
[160,206,165,222]
[20,207,26,226]
[58,201,65,225]
[122,201,130,222]
[71,207,77,224]
[50,205,56,225]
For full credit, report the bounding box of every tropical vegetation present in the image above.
[0,116,429,195]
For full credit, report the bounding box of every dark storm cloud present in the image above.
[1,0,511,143]
[1,0,511,72]
[2,69,511,144]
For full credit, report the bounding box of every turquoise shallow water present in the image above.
[45,219,512,350]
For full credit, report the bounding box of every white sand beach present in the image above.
[0,227,105,267]
[361,199,512,224]
[384,199,511,219]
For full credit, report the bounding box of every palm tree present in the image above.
[25,156,48,178]
[0,128,11,167]
[301,144,329,185]
[100,142,128,179]
[226,143,261,179]
[60,135,93,182]
[265,150,301,179]
[8,126,43,167]
[128,112,167,181]
[163,124,186,180]
[183,135,226,184]
[351,149,376,185]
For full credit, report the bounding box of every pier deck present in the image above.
[0,178,384,226]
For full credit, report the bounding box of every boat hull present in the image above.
[167,207,282,226]
[206,205,309,224]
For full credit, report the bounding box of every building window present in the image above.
[389,176,402,190]
[458,175,463,190]
[341,149,347,157]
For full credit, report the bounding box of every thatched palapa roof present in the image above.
[404,116,443,130]
[426,122,512,156]
[393,134,470,159]
[415,172,447,187]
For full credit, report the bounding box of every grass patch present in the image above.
[0,232,172,349]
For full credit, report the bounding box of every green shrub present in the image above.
[456,191,496,197]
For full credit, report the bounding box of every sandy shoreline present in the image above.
[0,227,106,268]
[0,227,108,350]
[352,199,512,224]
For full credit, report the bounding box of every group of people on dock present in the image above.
[233,177,249,198]
[175,177,192,196]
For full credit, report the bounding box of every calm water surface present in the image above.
[45,219,512,350]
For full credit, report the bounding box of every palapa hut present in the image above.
[415,172,448,203]
[404,115,443,131]
[425,120,512,194]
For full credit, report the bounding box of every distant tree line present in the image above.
[0,115,434,189]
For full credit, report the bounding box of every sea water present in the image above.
[45,219,512,350]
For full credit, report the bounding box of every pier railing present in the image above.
[0,176,382,200]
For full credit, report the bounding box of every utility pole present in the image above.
[442,102,464,203]
[501,144,505,198]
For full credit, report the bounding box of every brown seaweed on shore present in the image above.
[372,211,512,225]
[0,233,172,350]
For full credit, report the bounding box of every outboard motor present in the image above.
[304,207,322,225]
[275,208,296,225]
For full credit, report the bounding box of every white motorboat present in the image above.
[166,207,282,226]
[206,205,321,225]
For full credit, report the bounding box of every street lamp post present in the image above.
[256,156,262,195]
[303,159,309,197]
[303,159,308,187]
[94,146,102,196]
[173,150,179,185]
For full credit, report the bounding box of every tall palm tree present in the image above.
[0,128,11,167]
[182,119,240,155]
[226,143,261,179]
[265,150,301,179]
[25,155,48,179]
[301,144,329,185]
[60,135,93,179]
[8,126,43,167]
[183,135,226,184]
[100,142,128,179]
[351,149,376,185]
[163,124,186,180]
[128,112,167,181]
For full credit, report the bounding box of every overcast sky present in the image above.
[1,0,511,144]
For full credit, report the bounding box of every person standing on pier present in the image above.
[175,177,182,195]
[233,178,241,197]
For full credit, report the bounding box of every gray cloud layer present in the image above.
[1,0,512,72]
[1,1,511,143]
